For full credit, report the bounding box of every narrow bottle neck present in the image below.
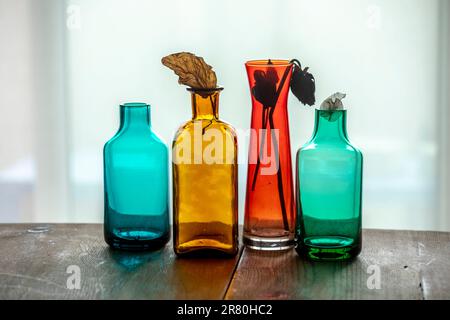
[120,104,151,130]
[312,109,348,142]
[190,90,221,120]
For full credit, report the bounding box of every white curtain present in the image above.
[1,0,449,230]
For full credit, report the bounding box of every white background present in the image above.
[1,0,449,231]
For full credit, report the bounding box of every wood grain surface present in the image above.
[226,229,450,300]
[0,224,242,299]
[0,225,449,300]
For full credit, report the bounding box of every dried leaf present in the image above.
[161,52,217,89]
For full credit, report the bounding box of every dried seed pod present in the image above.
[320,92,346,110]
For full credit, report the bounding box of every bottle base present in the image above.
[174,247,238,258]
[174,239,238,257]
[296,236,361,261]
[243,234,294,251]
[105,228,169,251]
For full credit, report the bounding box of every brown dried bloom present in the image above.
[161,52,217,89]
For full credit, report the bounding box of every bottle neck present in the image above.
[312,109,348,142]
[190,89,221,120]
[120,103,151,130]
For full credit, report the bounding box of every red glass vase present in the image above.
[244,60,296,250]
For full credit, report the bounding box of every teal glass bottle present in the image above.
[295,108,363,260]
[104,103,170,250]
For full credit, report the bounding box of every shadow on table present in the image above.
[105,247,166,271]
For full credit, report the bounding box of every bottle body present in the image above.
[296,109,362,260]
[243,60,296,250]
[173,89,238,256]
[104,103,170,250]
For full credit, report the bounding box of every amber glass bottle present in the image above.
[173,88,238,256]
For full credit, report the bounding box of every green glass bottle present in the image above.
[104,103,170,250]
[295,94,362,260]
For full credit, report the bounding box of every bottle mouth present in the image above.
[245,59,292,67]
[316,108,346,111]
[120,102,149,108]
[187,87,224,93]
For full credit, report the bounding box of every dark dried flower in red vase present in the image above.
[251,68,279,108]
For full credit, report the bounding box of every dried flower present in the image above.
[251,68,279,107]
[161,52,217,89]
[290,59,316,106]
[320,92,346,121]
[320,92,346,110]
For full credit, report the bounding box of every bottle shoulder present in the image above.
[173,119,237,141]
[217,119,238,139]
[298,139,362,158]
[104,129,123,149]
[104,128,168,153]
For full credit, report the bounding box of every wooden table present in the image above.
[0,224,449,300]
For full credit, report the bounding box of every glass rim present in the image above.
[315,108,347,112]
[120,102,150,108]
[186,87,224,92]
[245,59,292,67]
